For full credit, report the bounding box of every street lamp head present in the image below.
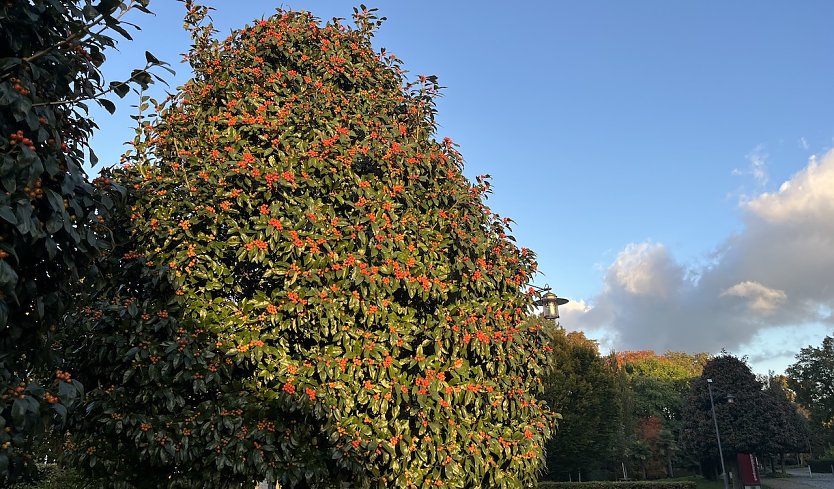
[707,378,713,383]
[539,291,569,320]
[726,393,735,404]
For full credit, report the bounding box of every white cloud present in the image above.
[560,298,591,316]
[564,149,834,371]
[610,242,683,298]
[744,154,834,224]
[734,145,769,187]
[721,281,787,315]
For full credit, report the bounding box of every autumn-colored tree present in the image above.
[614,351,706,478]
[538,322,619,481]
[0,0,165,483]
[66,4,555,488]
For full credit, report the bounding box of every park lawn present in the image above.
[665,475,725,489]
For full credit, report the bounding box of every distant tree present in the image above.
[760,374,809,472]
[786,335,834,453]
[622,352,702,422]
[538,322,619,481]
[616,351,706,478]
[679,355,782,480]
[66,4,555,488]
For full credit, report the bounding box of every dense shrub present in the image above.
[538,482,696,489]
[0,0,164,482]
[8,464,85,488]
[67,4,555,488]
[809,459,834,474]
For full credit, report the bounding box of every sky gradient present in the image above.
[88,1,834,374]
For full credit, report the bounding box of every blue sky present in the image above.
[88,1,834,374]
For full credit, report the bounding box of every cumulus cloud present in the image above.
[562,149,834,368]
[744,154,834,224]
[721,281,787,315]
[609,242,684,298]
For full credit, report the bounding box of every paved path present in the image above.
[762,468,834,489]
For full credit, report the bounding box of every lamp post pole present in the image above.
[707,379,730,489]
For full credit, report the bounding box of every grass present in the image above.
[665,475,725,489]
[667,472,790,489]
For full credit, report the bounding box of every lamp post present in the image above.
[707,379,734,489]
[530,285,569,323]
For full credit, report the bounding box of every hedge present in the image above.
[538,482,697,489]
[809,460,834,474]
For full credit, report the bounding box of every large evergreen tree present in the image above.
[67,4,555,488]
[679,355,794,479]
[760,374,809,472]
[538,323,619,481]
[787,335,834,453]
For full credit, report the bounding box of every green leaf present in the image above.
[0,205,16,225]
[94,0,121,15]
[0,58,21,72]
[99,98,116,114]
[145,51,161,65]
[0,261,18,287]
[110,81,130,98]
[52,402,68,420]
[44,236,58,258]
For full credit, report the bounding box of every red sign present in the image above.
[737,453,760,485]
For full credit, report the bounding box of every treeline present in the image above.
[533,316,834,481]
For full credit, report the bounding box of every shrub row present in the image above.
[809,460,834,473]
[538,482,696,489]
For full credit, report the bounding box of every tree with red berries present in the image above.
[0,0,167,483]
[67,4,556,488]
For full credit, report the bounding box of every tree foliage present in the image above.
[786,335,834,451]
[538,322,619,481]
[613,351,706,479]
[679,354,805,472]
[0,0,166,483]
[618,351,707,423]
[67,4,555,488]
[760,374,809,461]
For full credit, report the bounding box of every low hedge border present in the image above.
[539,482,697,489]
[809,460,834,473]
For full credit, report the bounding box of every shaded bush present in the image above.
[0,0,165,483]
[8,464,85,488]
[809,459,834,474]
[538,482,696,489]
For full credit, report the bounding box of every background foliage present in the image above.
[0,0,166,483]
[538,322,619,481]
[679,355,808,479]
[787,334,834,455]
